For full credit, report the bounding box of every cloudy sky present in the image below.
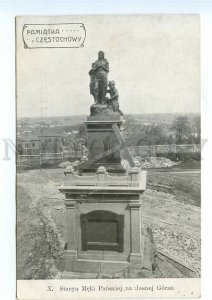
[16,15,200,117]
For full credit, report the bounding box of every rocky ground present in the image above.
[16,167,201,279]
[137,156,180,168]
[143,189,200,276]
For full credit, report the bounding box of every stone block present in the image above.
[58,160,156,278]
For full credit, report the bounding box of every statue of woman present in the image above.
[90,51,109,104]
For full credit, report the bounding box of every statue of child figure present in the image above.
[106,81,123,115]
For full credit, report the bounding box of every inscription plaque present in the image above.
[80,210,124,252]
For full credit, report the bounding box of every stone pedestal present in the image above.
[83,115,126,174]
[90,104,121,117]
[59,166,152,278]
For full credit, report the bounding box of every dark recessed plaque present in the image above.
[80,210,124,252]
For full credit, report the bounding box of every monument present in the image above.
[59,51,156,278]
[85,51,128,173]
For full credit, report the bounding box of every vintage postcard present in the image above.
[16,15,200,299]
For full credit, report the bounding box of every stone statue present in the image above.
[106,81,123,115]
[89,51,109,104]
[89,52,123,116]
[89,63,98,103]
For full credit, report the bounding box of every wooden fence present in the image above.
[17,150,87,167]
[17,144,200,167]
[129,144,201,157]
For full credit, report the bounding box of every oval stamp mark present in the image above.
[22,23,86,49]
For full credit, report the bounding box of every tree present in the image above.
[123,118,146,146]
[193,115,201,144]
[76,123,87,140]
[171,116,192,144]
[144,124,169,145]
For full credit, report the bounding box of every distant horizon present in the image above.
[17,111,200,120]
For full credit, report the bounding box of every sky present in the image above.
[16,15,200,118]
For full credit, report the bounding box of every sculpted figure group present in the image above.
[89,51,123,115]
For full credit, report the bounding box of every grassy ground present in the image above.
[17,186,57,279]
[176,160,201,170]
[147,171,200,206]
[17,170,65,279]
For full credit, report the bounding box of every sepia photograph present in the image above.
[16,14,200,298]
